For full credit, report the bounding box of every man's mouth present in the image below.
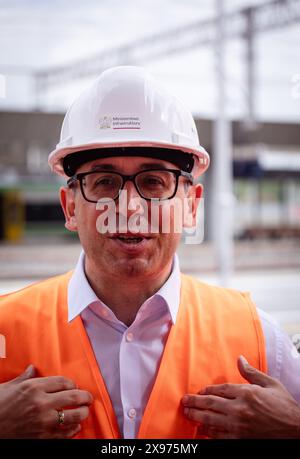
[116,236,144,244]
[111,234,151,245]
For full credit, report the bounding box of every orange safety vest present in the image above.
[0,272,266,438]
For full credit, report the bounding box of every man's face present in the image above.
[60,156,202,281]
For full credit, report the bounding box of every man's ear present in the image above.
[183,183,203,228]
[60,186,78,232]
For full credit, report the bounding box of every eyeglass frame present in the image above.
[67,168,194,203]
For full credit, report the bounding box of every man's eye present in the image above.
[95,178,114,185]
[144,176,164,186]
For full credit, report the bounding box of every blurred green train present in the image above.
[0,182,70,242]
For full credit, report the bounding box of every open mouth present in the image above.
[116,236,144,244]
[111,234,151,247]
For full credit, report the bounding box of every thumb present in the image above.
[9,365,36,384]
[238,355,274,387]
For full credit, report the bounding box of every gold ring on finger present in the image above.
[57,409,65,426]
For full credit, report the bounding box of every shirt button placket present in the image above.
[121,329,137,438]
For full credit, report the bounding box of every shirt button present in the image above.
[126,332,134,342]
[128,408,136,419]
[101,308,109,318]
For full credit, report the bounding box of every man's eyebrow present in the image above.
[140,163,168,170]
[90,164,117,171]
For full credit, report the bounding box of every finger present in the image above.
[28,376,76,393]
[9,365,36,384]
[182,394,232,415]
[184,407,227,429]
[52,424,82,439]
[199,383,239,399]
[63,406,90,425]
[238,355,275,388]
[199,425,235,439]
[198,424,226,436]
[51,406,90,429]
[64,424,82,438]
[48,389,93,409]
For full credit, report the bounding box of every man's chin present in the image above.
[113,257,151,277]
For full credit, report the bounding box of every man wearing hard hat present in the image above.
[1,67,300,439]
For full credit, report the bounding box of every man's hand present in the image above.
[0,365,93,439]
[182,356,300,438]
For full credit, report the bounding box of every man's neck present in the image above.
[84,259,173,326]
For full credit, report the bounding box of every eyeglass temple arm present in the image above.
[181,170,194,184]
[67,176,78,187]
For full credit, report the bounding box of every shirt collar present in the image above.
[68,251,181,324]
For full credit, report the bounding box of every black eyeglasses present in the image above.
[67,168,194,203]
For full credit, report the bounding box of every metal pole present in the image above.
[212,0,234,286]
[244,7,256,129]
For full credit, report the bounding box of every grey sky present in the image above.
[0,0,299,121]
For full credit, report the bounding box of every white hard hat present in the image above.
[48,66,210,178]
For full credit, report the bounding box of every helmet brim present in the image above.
[49,140,210,178]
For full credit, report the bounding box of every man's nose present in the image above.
[123,179,140,201]
[117,180,144,217]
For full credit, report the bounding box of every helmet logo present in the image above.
[99,116,112,129]
[99,116,141,130]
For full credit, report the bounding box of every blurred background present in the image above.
[0,0,299,342]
